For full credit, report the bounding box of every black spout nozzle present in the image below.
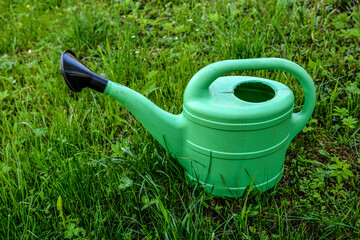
[60,50,108,93]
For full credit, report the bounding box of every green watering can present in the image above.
[60,50,316,197]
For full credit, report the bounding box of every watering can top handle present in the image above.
[184,58,316,139]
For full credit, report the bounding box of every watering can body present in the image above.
[61,51,316,197]
[181,76,294,197]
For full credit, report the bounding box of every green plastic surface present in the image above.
[103,58,316,197]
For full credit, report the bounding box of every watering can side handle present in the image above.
[184,58,316,140]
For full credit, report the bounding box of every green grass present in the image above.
[1,0,360,239]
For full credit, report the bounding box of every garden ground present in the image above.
[1,0,360,239]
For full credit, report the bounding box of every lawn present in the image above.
[1,0,360,239]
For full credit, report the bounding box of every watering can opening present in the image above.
[234,82,275,103]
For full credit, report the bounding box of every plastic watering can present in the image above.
[60,50,316,197]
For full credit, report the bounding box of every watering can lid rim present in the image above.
[183,76,295,130]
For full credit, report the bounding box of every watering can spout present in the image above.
[60,50,185,156]
[61,50,108,93]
